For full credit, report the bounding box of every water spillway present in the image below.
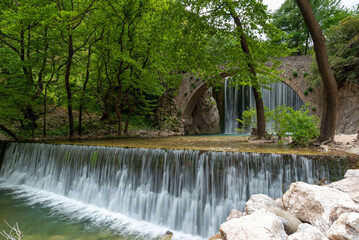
[0,143,336,239]
[224,79,304,134]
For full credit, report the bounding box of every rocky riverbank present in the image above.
[215,169,359,240]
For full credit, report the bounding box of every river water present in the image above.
[0,142,339,239]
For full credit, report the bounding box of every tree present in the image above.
[225,0,266,138]
[295,0,339,142]
[273,0,349,55]
[326,14,359,86]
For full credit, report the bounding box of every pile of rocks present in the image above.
[219,169,359,240]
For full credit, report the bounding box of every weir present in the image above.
[0,143,337,239]
[224,79,304,134]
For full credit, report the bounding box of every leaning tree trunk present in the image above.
[229,8,266,138]
[0,124,20,141]
[295,0,338,142]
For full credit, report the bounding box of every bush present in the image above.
[284,106,320,146]
[235,107,257,133]
[236,105,320,146]
[292,70,299,77]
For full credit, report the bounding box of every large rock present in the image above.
[226,209,243,221]
[326,212,359,240]
[282,182,359,233]
[245,194,301,234]
[328,176,359,204]
[244,194,279,214]
[187,89,220,135]
[220,209,287,240]
[287,224,329,240]
[344,169,359,178]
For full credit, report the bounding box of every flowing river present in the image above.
[0,142,344,239]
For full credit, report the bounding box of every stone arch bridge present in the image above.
[175,56,320,124]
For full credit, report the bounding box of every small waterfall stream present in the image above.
[224,79,304,134]
[0,143,332,239]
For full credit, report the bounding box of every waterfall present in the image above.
[224,79,304,134]
[0,143,331,239]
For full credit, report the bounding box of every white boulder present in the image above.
[244,194,279,214]
[344,169,359,178]
[282,182,359,233]
[287,223,329,240]
[326,212,359,240]
[226,209,243,221]
[245,194,301,234]
[220,209,287,240]
[328,177,359,204]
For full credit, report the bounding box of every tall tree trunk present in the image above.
[78,45,92,136]
[114,100,122,136]
[65,34,75,138]
[43,88,47,138]
[228,7,266,138]
[124,104,134,136]
[295,0,338,142]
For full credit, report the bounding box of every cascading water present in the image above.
[224,78,304,134]
[0,143,332,239]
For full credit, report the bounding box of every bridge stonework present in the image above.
[175,56,359,134]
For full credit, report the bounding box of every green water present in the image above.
[0,189,127,240]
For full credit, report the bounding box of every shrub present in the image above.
[304,91,308,96]
[235,107,257,133]
[307,87,313,92]
[303,72,309,77]
[236,105,320,146]
[292,70,299,77]
[283,106,320,146]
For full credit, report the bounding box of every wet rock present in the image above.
[282,182,359,233]
[328,176,359,204]
[245,194,301,234]
[220,209,287,240]
[326,212,359,240]
[344,169,359,178]
[287,223,329,240]
[226,209,243,221]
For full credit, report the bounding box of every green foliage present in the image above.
[310,14,359,87]
[326,14,359,85]
[236,107,257,133]
[272,0,350,55]
[284,106,320,146]
[303,72,309,77]
[292,70,299,77]
[236,105,320,146]
[304,91,309,96]
[307,87,313,92]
